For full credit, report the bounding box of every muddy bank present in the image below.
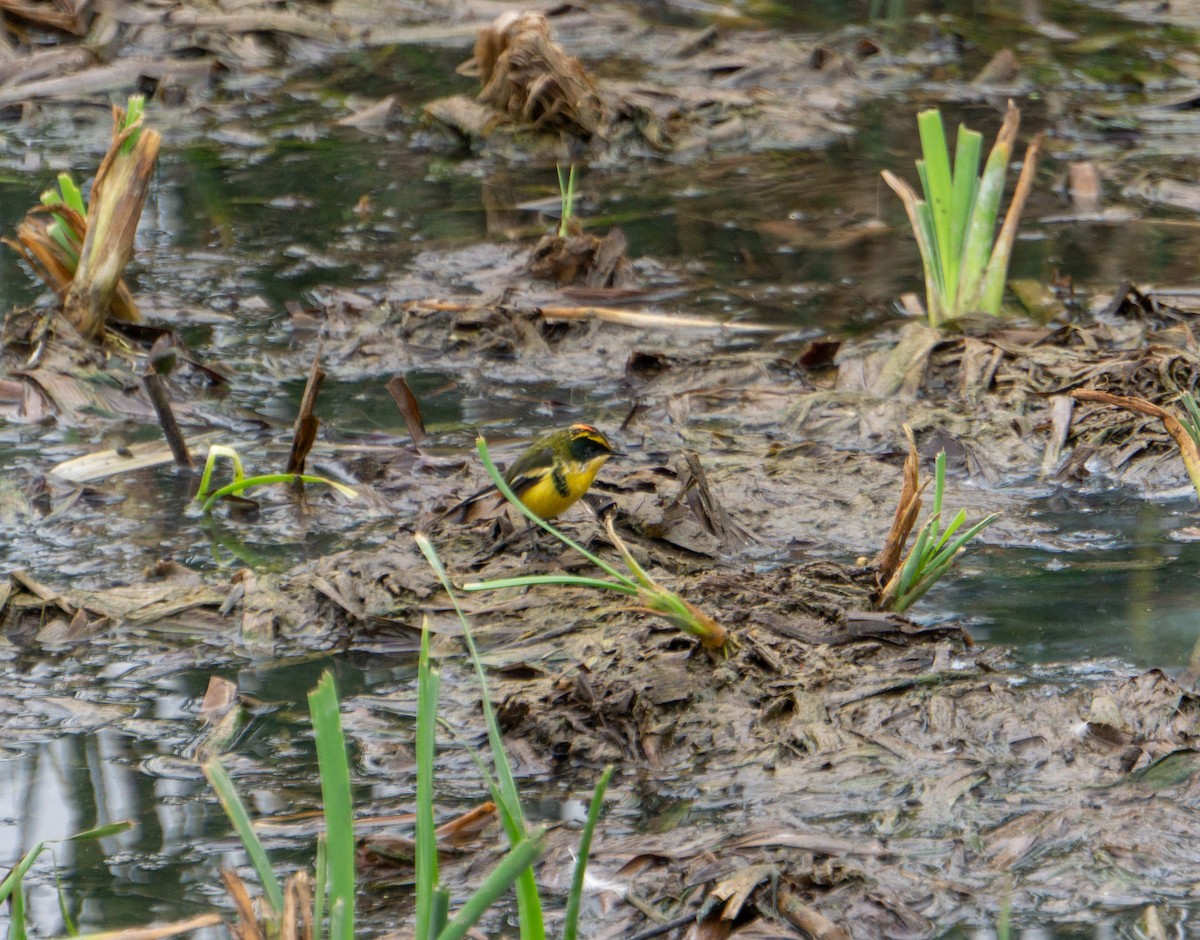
[7,281,1200,936]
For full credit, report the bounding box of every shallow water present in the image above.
[5,0,1200,935]
[936,492,1200,668]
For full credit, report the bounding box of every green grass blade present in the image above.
[931,451,947,519]
[898,521,932,588]
[415,533,545,940]
[0,843,45,905]
[917,109,956,304]
[195,444,245,501]
[308,672,356,940]
[52,857,77,937]
[314,833,327,940]
[62,821,134,842]
[563,765,614,940]
[416,536,528,828]
[414,619,441,940]
[57,173,85,215]
[931,509,968,554]
[949,127,982,273]
[1183,392,1200,448]
[893,567,953,612]
[46,220,80,263]
[329,898,348,940]
[120,94,145,154]
[557,164,577,238]
[462,575,635,594]
[937,515,998,563]
[915,159,933,208]
[436,830,547,940]
[980,125,1038,316]
[10,865,27,940]
[202,760,285,916]
[957,134,1011,316]
[430,887,451,939]
[913,178,943,288]
[913,201,946,324]
[200,472,357,513]
[892,513,998,612]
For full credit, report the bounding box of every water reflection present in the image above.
[0,655,376,935]
[933,493,1200,669]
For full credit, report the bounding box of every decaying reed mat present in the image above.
[466,10,609,139]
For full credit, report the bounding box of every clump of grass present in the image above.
[458,435,729,652]
[877,440,998,613]
[208,609,612,939]
[203,673,356,940]
[195,443,357,513]
[1179,391,1200,452]
[882,100,1042,327]
[41,172,86,262]
[417,536,616,939]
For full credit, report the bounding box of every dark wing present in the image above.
[504,443,555,492]
[435,439,555,525]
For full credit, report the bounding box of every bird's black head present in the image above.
[567,424,617,462]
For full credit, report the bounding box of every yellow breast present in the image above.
[515,456,608,519]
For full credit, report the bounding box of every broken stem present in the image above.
[287,341,325,477]
[142,370,194,471]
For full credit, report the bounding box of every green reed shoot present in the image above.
[0,822,134,939]
[195,444,357,513]
[315,833,328,939]
[458,436,729,651]
[414,617,442,940]
[1180,391,1200,451]
[36,95,148,273]
[557,164,577,237]
[204,671,357,940]
[878,451,998,613]
[40,172,86,262]
[120,94,145,154]
[563,764,614,940]
[882,101,1041,326]
[309,673,355,940]
[202,760,285,916]
[1167,390,1200,500]
[418,533,547,939]
[417,533,614,939]
[414,615,542,940]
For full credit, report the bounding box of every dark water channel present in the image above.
[6,0,1200,936]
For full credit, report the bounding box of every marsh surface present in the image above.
[6,1,1200,937]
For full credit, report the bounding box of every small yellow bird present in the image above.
[447,423,620,523]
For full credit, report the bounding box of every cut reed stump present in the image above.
[63,101,161,339]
